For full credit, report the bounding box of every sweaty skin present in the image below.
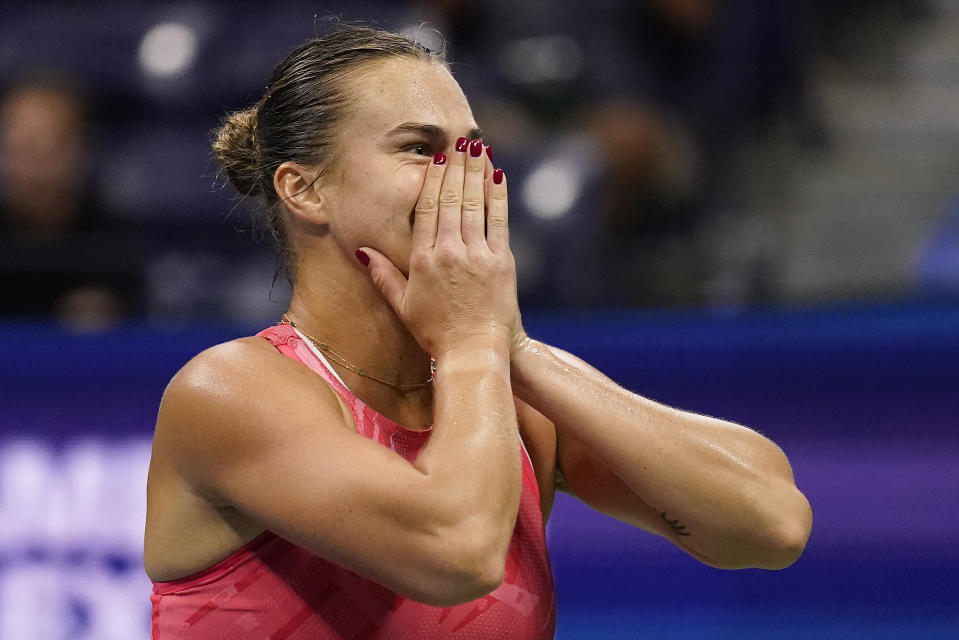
[145,56,811,618]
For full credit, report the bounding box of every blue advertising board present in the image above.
[1,304,957,638]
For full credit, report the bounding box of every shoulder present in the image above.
[154,336,349,497]
[161,336,339,417]
[166,336,294,393]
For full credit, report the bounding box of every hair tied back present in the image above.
[212,106,261,197]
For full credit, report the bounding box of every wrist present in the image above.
[434,339,511,376]
[434,321,513,358]
[507,336,547,397]
[509,327,531,356]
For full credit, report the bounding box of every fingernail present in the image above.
[433,152,447,165]
[455,137,469,152]
[493,168,504,184]
[469,139,483,157]
[485,145,494,163]
[355,249,370,266]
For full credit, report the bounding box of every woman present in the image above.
[145,25,812,639]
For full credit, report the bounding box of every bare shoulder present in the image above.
[162,336,324,411]
[153,336,350,498]
[146,336,354,580]
[148,336,523,602]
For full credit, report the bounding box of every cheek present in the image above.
[395,164,429,208]
[336,163,428,232]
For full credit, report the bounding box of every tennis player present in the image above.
[144,24,811,639]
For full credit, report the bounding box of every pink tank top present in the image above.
[150,323,556,639]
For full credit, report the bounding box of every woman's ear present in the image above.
[273,161,327,224]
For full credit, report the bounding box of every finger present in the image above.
[482,144,494,208]
[486,168,509,254]
[358,247,408,316]
[437,136,469,243]
[412,152,448,250]
[461,139,487,246]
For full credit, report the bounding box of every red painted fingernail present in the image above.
[355,249,370,266]
[455,136,469,152]
[493,168,504,184]
[433,152,447,165]
[485,145,494,163]
[469,139,483,157]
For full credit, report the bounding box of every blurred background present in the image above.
[0,0,956,638]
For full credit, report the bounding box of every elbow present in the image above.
[446,524,510,603]
[419,538,507,607]
[406,474,519,606]
[461,531,509,598]
[447,551,506,606]
[413,524,509,607]
[757,489,813,570]
[701,487,812,571]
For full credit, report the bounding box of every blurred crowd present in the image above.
[1,0,956,330]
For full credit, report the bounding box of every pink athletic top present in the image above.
[150,323,556,639]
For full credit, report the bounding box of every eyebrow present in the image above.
[386,122,485,142]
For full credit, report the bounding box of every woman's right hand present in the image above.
[358,137,519,359]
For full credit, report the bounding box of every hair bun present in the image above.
[212,107,261,196]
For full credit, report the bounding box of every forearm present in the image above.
[414,342,522,541]
[510,339,811,569]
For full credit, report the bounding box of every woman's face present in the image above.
[319,56,482,275]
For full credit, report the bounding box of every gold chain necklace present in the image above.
[280,314,434,391]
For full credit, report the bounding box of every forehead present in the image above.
[341,57,475,138]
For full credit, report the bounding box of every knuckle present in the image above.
[409,252,429,271]
[461,197,484,212]
[464,245,489,263]
[416,196,439,213]
[438,189,461,206]
[487,214,509,229]
[433,249,460,269]
[465,162,485,174]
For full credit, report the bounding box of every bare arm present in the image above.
[509,339,812,569]
[155,142,523,607]
[156,334,517,607]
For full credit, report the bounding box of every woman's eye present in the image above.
[405,143,431,156]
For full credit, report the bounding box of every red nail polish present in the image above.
[433,152,447,165]
[493,168,504,184]
[455,137,469,152]
[355,249,370,266]
[469,139,483,157]
[485,146,494,163]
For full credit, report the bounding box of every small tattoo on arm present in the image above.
[657,510,691,537]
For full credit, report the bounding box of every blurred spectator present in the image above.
[0,1,945,319]
[919,196,959,296]
[0,73,143,330]
[410,0,813,306]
